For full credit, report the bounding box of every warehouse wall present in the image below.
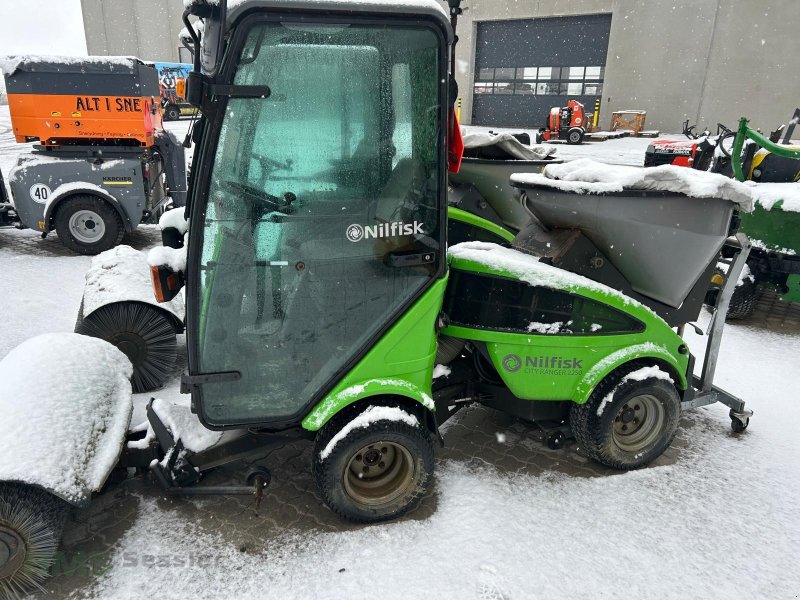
[81,0,186,63]
[447,0,800,133]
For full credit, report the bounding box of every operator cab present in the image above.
[183,0,452,428]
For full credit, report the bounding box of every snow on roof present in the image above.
[0,333,132,504]
[82,245,185,322]
[448,241,660,319]
[0,55,140,76]
[511,158,756,212]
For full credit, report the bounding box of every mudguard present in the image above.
[43,182,132,233]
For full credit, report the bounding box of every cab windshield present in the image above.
[193,19,442,426]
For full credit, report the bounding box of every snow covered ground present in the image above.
[1,108,799,599]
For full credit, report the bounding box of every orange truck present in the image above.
[0,56,186,254]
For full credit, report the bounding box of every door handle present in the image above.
[384,250,436,268]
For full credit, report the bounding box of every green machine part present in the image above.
[731,117,800,182]
[447,206,515,244]
[440,247,690,404]
[738,201,800,256]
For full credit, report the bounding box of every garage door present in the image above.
[472,14,612,128]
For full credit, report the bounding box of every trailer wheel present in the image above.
[54,195,124,255]
[312,406,434,523]
[0,483,66,598]
[163,104,181,122]
[567,127,584,145]
[75,302,177,393]
[570,368,680,470]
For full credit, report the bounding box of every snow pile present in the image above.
[148,245,188,273]
[128,398,222,453]
[449,241,659,317]
[432,364,451,379]
[0,333,132,504]
[461,129,556,160]
[158,207,189,234]
[596,365,674,416]
[83,245,184,320]
[511,158,756,212]
[746,181,800,213]
[527,321,568,334]
[319,406,418,460]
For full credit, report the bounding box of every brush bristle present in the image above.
[0,484,65,599]
[75,301,178,393]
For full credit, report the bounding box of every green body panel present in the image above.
[739,201,800,256]
[302,276,448,431]
[442,255,689,403]
[732,117,800,182]
[447,206,515,243]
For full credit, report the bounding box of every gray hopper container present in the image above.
[514,184,734,309]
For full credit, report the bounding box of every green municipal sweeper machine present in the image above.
[0,0,756,594]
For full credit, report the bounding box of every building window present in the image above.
[473,65,605,98]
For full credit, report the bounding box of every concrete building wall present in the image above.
[447,0,799,132]
[81,0,186,63]
[80,0,798,132]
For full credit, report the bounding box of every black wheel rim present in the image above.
[0,525,25,580]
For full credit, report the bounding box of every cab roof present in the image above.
[225,0,453,41]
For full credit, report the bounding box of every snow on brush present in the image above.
[83,245,184,320]
[0,333,132,504]
[596,365,674,416]
[319,406,418,460]
[511,158,756,212]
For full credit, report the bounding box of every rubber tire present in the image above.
[312,406,435,523]
[570,367,681,470]
[54,195,124,255]
[731,417,749,433]
[0,483,66,596]
[726,277,758,320]
[567,128,584,145]
[163,104,181,121]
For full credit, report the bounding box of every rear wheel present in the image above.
[54,195,124,255]
[75,302,178,393]
[726,277,758,320]
[0,483,65,598]
[566,127,584,145]
[312,406,434,523]
[570,366,680,469]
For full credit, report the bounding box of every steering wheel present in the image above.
[219,179,288,214]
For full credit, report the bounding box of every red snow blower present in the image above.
[540,99,586,144]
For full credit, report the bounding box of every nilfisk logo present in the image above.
[502,353,584,376]
[502,354,522,373]
[346,221,424,242]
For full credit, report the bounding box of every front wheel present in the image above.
[570,366,681,470]
[54,195,124,255]
[312,406,434,523]
[0,483,66,598]
[566,127,584,145]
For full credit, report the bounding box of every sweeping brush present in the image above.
[0,483,65,600]
[75,301,178,393]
